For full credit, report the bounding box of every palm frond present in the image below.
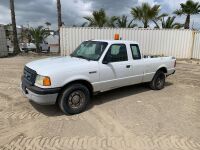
[83,9,107,27]
[29,26,50,52]
[81,22,88,27]
[153,20,160,29]
[131,2,162,28]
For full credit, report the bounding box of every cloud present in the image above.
[0,0,92,28]
[83,0,137,16]
[0,0,199,29]
[138,0,158,6]
[0,5,10,24]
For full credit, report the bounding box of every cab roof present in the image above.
[90,40,139,45]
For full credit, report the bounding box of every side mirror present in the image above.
[102,59,109,64]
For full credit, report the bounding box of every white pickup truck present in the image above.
[21,40,176,114]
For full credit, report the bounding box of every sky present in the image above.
[0,0,200,29]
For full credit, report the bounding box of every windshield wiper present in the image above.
[73,55,90,61]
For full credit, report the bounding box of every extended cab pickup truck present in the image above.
[21,40,176,114]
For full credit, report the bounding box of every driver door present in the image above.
[98,44,133,91]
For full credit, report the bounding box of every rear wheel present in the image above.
[58,84,90,115]
[150,70,165,90]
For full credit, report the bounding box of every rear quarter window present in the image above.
[130,44,141,60]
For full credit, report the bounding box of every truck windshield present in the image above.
[71,41,108,61]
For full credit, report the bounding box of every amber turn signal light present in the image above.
[43,77,51,86]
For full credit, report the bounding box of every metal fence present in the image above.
[0,26,8,57]
[192,32,200,59]
[60,27,200,59]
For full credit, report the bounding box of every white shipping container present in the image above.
[60,27,200,59]
[192,32,200,59]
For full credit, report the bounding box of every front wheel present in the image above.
[58,84,90,115]
[149,71,166,90]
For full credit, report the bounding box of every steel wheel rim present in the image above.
[156,75,165,88]
[68,90,85,109]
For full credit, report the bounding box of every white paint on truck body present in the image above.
[26,40,176,92]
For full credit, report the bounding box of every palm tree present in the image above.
[57,0,62,53]
[81,22,88,27]
[116,15,137,28]
[19,25,29,42]
[131,2,164,28]
[107,16,118,27]
[45,22,51,30]
[154,16,184,29]
[10,0,20,54]
[174,0,200,29]
[29,26,50,52]
[84,9,107,27]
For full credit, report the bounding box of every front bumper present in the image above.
[21,79,61,105]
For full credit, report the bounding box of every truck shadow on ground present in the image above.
[30,101,62,116]
[88,82,173,109]
[30,82,173,116]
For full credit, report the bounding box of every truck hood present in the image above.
[26,56,95,75]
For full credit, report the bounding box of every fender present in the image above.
[156,64,168,73]
[62,75,92,87]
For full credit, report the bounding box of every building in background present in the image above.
[4,24,25,53]
[0,25,8,57]
[4,24,22,41]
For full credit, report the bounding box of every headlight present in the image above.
[35,75,51,86]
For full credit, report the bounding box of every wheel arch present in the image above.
[157,66,167,74]
[59,79,94,96]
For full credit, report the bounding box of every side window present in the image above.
[104,44,128,62]
[130,44,141,60]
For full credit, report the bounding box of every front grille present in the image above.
[23,66,37,85]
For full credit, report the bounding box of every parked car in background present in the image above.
[20,42,36,52]
[39,41,50,53]
[20,41,50,53]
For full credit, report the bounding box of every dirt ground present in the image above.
[0,56,200,150]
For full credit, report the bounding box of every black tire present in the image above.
[150,70,166,90]
[58,84,90,115]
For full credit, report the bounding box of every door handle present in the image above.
[126,65,131,68]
